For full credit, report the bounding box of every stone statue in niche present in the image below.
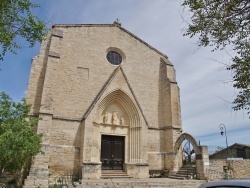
[103,112,108,124]
[120,116,125,125]
[112,110,118,125]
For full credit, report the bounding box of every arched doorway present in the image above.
[174,133,209,180]
[82,89,149,179]
[183,140,195,166]
[97,89,142,164]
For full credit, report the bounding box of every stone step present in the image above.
[101,170,132,179]
[179,169,196,172]
[176,172,195,177]
[101,175,132,179]
[181,166,196,169]
[178,169,196,171]
[181,169,196,171]
[176,170,196,174]
[176,171,196,175]
[169,175,195,180]
[176,173,195,177]
[168,166,197,180]
[168,175,185,180]
[101,170,127,174]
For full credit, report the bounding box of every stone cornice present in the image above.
[148,125,182,130]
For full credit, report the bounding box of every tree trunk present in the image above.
[0,166,3,179]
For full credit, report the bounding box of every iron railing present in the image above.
[0,183,7,188]
[52,167,82,188]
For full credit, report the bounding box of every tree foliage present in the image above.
[0,92,42,178]
[214,146,225,153]
[0,0,47,60]
[182,0,250,115]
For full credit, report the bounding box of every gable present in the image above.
[52,23,172,65]
[82,66,148,126]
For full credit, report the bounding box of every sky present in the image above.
[0,0,249,153]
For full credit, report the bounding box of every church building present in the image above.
[23,22,194,187]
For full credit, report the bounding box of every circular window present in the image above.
[106,51,122,65]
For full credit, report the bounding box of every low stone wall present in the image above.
[209,159,250,179]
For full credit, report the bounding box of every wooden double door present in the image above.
[101,135,125,170]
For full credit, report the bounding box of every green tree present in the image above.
[0,92,42,178]
[0,0,47,60]
[214,146,225,153]
[182,0,250,115]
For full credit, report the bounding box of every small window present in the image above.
[106,51,122,65]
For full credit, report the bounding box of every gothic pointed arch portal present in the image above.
[97,89,142,164]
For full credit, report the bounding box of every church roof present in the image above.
[52,22,170,62]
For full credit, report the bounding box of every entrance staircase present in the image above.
[101,170,132,179]
[50,168,204,188]
[169,166,196,180]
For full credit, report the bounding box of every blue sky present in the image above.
[0,0,249,152]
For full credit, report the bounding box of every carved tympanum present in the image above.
[103,112,108,124]
[102,110,126,126]
[112,110,119,125]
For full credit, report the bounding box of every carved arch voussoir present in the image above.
[97,89,140,126]
[174,133,201,154]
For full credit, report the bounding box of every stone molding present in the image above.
[81,66,149,127]
[148,125,181,130]
[48,51,60,58]
[52,28,63,38]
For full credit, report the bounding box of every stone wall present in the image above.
[147,129,165,170]
[49,145,80,177]
[28,25,180,128]
[209,159,250,179]
[48,119,81,176]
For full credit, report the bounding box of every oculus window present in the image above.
[106,51,122,65]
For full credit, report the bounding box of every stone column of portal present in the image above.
[126,126,149,179]
[82,120,102,179]
[196,146,209,180]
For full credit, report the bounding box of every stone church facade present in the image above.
[24,22,190,187]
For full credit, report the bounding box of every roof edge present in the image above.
[52,23,169,59]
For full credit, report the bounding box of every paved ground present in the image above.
[71,178,206,188]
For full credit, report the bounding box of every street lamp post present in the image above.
[219,123,229,157]
[219,123,229,180]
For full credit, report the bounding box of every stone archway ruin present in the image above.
[174,133,209,180]
[175,133,200,154]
